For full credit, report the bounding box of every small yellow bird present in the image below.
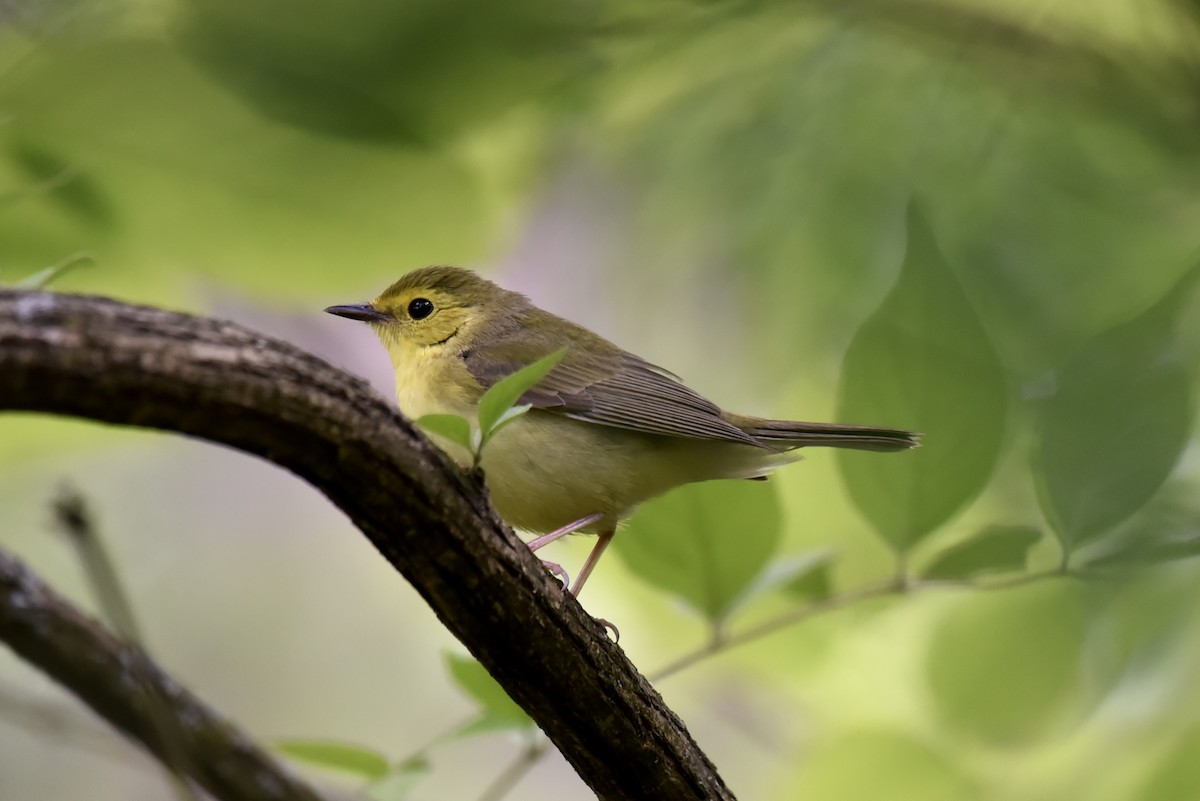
[327,267,918,595]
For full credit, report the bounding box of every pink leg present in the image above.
[569,528,615,597]
[527,513,604,553]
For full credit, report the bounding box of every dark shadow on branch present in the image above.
[0,289,733,801]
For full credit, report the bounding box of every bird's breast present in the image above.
[391,341,479,420]
[477,411,761,534]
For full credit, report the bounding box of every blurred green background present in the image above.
[3,0,1200,799]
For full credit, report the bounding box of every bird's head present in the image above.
[325,266,511,351]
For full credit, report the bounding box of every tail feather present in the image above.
[738,418,920,453]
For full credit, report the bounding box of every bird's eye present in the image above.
[407,298,434,320]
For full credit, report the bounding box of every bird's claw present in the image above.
[537,560,617,640]
[596,617,620,643]
[541,559,570,590]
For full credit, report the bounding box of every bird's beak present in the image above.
[324,303,393,323]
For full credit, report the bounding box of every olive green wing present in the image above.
[462,311,760,447]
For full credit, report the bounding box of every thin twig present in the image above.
[652,568,1067,682]
[382,713,481,771]
[53,484,143,641]
[52,484,200,801]
[476,737,551,801]
[651,581,900,682]
[912,567,1069,594]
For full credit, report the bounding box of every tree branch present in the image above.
[0,545,329,801]
[0,289,733,801]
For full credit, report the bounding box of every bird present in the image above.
[326,266,918,596]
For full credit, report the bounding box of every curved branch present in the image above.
[0,290,733,801]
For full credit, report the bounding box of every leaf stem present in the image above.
[391,713,482,769]
[650,568,1066,682]
[476,736,550,801]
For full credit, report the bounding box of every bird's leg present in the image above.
[526,513,603,589]
[526,512,604,552]
[569,527,615,598]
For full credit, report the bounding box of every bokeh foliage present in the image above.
[3,1,1200,800]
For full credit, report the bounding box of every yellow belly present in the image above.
[479,412,658,533]
[479,410,785,534]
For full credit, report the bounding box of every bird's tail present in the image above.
[734,417,920,452]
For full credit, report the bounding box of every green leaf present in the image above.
[458,712,536,737]
[926,580,1092,745]
[837,201,1008,553]
[477,348,567,436]
[478,403,532,450]
[415,413,475,452]
[615,479,782,622]
[781,554,835,603]
[177,1,585,145]
[747,549,835,605]
[366,759,430,801]
[444,653,532,732]
[921,525,1042,581]
[1034,266,1198,554]
[1091,536,1200,568]
[1081,494,1200,568]
[275,740,390,780]
[17,252,94,289]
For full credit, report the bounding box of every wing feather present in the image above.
[462,310,759,446]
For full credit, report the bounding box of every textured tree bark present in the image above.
[0,289,734,801]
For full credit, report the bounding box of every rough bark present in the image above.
[0,289,734,801]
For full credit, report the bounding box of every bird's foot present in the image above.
[541,559,570,590]
[596,618,620,643]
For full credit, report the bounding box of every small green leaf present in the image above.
[492,403,532,429]
[1034,266,1198,553]
[366,759,430,801]
[1076,483,1200,569]
[1088,533,1200,569]
[477,348,567,436]
[444,653,532,732]
[1082,496,1200,569]
[837,201,1008,553]
[745,549,835,605]
[781,554,834,603]
[415,413,475,452]
[458,711,536,737]
[275,740,390,780]
[17,252,94,289]
[478,403,532,450]
[615,479,782,622]
[921,525,1042,581]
